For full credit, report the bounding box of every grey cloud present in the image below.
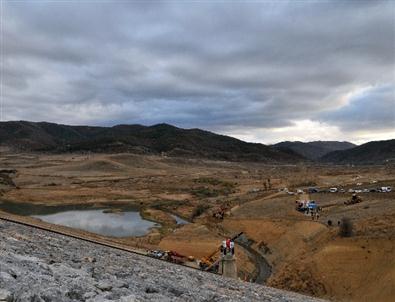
[319,84,395,131]
[2,0,395,142]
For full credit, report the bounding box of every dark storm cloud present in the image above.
[2,0,394,142]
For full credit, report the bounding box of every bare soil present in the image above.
[0,152,394,301]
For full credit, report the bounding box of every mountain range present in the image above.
[272,141,356,160]
[321,139,395,164]
[0,121,303,163]
[0,121,394,164]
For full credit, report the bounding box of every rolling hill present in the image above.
[272,141,356,160]
[321,139,395,164]
[0,121,304,163]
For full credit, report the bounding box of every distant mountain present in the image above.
[321,139,395,164]
[272,141,356,160]
[0,121,305,163]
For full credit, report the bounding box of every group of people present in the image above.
[295,200,321,220]
[306,208,320,220]
[221,238,235,256]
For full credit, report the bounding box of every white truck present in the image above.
[380,186,392,193]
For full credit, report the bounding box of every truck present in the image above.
[379,186,392,193]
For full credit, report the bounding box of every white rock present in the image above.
[0,289,12,302]
[120,295,137,302]
[95,281,113,291]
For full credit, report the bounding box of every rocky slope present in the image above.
[0,220,325,302]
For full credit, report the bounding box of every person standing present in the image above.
[230,240,235,255]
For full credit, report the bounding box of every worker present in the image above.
[230,240,235,255]
[226,238,231,254]
[222,240,227,255]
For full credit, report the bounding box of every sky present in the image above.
[1,0,394,145]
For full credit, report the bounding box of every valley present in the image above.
[1,151,394,301]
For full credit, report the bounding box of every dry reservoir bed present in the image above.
[1,152,395,301]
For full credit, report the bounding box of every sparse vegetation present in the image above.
[191,185,235,198]
[192,178,236,197]
[191,186,220,198]
[194,177,222,186]
[295,180,317,187]
[191,204,209,219]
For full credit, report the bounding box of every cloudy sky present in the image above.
[1,0,394,144]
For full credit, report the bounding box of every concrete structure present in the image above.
[219,254,238,279]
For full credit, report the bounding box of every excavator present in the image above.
[344,194,362,205]
[199,232,243,271]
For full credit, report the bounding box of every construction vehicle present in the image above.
[296,200,318,212]
[148,249,190,265]
[199,232,243,271]
[199,248,219,270]
[344,194,362,205]
[165,250,187,264]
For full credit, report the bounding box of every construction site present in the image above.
[0,151,394,301]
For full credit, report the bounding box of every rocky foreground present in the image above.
[0,220,325,302]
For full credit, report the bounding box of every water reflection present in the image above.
[33,209,158,237]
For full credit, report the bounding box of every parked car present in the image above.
[329,187,338,193]
[348,188,355,193]
[308,187,319,193]
[148,250,165,259]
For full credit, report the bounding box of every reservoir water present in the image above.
[0,201,163,237]
[33,209,158,237]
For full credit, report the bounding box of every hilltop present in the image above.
[272,141,356,160]
[0,121,304,163]
[321,139,395,164]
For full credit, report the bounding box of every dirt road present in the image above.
[235,233,272,283]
